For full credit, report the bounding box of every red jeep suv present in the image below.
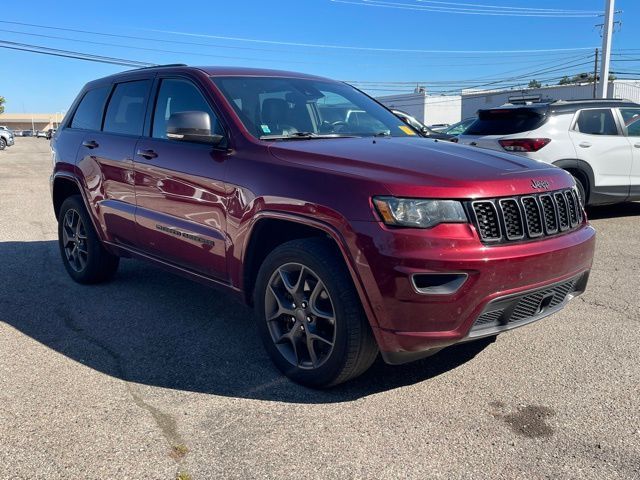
[51,65,596,387]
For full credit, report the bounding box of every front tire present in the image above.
[254,238,378,388]
[58,195,119,284]
[0,138,6,150]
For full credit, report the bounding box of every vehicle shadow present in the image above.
[0,240,494,404]
[587,201,640,220]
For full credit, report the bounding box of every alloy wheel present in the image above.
[264,263,337,369]
[62,209,88,272]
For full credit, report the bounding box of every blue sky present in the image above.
[1,0,638,113]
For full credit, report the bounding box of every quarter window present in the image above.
[620,108,640,137]
[70,86,110,131]
[103,80,150,136]
[152,78,222,140]
[574,109,618,136]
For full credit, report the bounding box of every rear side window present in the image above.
[574,109,618,136]
[70,86,110,131]
[465,109,546,135]
[103,80,150,136]
[620,108,640,136]
[152,78,223,139]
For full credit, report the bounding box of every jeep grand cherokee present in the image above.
[51,65,596,387]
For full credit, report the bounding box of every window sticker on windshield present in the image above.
[260,124,271,134]
[399,125,416,136]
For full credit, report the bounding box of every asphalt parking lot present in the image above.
[0,137,638,479]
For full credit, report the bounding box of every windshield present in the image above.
[211,76,414,140]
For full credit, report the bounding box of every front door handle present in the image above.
[136,149,158,160]
[634,142,640,149]
[82,140,99,149]
[578,141,592,148]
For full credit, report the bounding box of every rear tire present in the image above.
[254,238,378,388]
[58,195,119,284]
[572,174,588,207]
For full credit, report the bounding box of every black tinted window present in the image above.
[575,109,618,135]
[103,80,150,135]
[466,109,546,135]
[70,86,109,130]
[152,78,222,139]
[620,108,640,136]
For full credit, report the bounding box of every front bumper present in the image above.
[349,221,596,364]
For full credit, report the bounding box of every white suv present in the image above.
[458,100,640,206]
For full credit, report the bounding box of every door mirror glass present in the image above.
[166,111,224,145]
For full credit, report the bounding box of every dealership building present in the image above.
[0,113,63,132]
[377,90,462,126]
[461,80,640,118]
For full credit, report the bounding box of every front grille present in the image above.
[471,276,581,334]
[473,201,501,241]
[470,188,583,245]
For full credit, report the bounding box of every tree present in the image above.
[528,80,542,88]
[556,72,617,86]
[0,96,5,115]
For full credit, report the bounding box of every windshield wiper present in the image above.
[260,132,359,140]
[372,131,391,137]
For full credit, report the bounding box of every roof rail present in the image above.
[122,63,188,72]
[551,98,630,103]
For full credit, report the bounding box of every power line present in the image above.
[0,28,592,70]
[414,1,600,13]
[0,39,154,67]
[147,27,596,54]
[0,19,598,59]
[330,0,600,17]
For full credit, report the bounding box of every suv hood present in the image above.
[268,137,572,198]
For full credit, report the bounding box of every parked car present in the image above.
[392,109,456,141]
[0,126,14,134]
[441,117,476,136]
[51,65,595,387]
[0,127,15,150]
[36,130,48,138]
[22,130,33,137]
[12,130,24,137]
[458,100,640,206]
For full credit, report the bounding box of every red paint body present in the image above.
[51,66,595,362]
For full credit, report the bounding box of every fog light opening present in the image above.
[411,273,468,295]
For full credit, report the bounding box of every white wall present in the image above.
[377,92,461,125]
[460,82,639,118]
[377,93,427,123]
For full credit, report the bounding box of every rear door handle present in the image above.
[578,141,592,148]
[82,140,99,149]
[634,142,640,148]
[136,149,158,160]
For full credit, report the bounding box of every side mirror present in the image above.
[421,126,430,135]
[166,111,225,146]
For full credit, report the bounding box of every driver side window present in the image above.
[152,78,222,139]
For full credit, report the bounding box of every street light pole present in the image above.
[597,0,615,98]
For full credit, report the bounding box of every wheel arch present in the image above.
[552,159,594,203]
[52,174,84,220]
[240,212,379,327]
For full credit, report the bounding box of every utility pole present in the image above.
[597,0,615,98]
[593,48,599,99]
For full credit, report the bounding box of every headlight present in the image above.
[373,197,467,228]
